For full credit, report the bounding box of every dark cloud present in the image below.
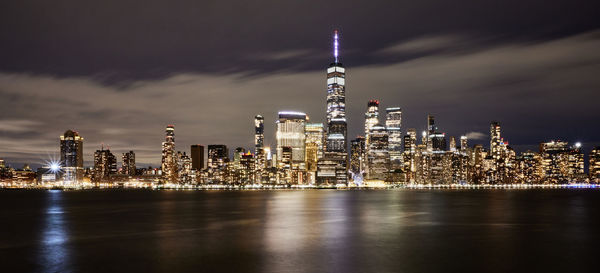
[0,1,600,167]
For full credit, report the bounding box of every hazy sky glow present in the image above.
[1,0,599,167]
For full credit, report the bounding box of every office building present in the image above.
[122,151,136,176]
[190,144,204,171]
[60,129,84,183]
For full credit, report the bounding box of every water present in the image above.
[1,189,599,273]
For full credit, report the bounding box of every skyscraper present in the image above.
[490,121,502,160]
[122,150,136,176]
[190,145,204,171]
[385,107,402,169]
[364,100,380,145]
[460,136,468,151]
[318,30,348,185]
[403,129,417,181]
[276,112,307,176]
[161,125,177,183]
[366,124,390,180]
[305,123,325,175]
[590,147,600,181]
[350,136,366,181]
[60,129,84,183]
[93,146,117,182]
[254,115,266,183]
[207,144,229,183]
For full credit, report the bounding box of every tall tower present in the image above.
[254,115,266,181]
[490,121,502,160]
[318,29,349,185]
[325,30,347,154]
[60,130,84,183]
[161,125,177,183]
[385,107,402,169]
[364,100,380,142]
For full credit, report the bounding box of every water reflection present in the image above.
[39,190,70,273]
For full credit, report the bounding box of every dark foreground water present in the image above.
[1,190,600,273]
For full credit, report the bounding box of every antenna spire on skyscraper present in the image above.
[333,29,339,63]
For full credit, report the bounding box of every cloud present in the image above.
[0,119,40,133]
[465,132,487,140]
[252,49,316,61]
[1,30,600,167]
[375,35,465,55]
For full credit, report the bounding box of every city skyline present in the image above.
[1,1,600,168]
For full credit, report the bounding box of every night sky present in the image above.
[1,0,599,168]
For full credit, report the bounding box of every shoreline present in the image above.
[1,183,598,191]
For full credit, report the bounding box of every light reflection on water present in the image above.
[39,190,70,273]
[0,189,594,273]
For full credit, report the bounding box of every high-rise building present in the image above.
[93,147,117,182]
[305,123,325,174]
[207,144,229,183]
[240,152,255,184]
[490,121,502,160]
[449,136,457,152]
[122,151,136,176]
[176,151,193,184]
[161,125,177,183]
[350,136,366,181]
[566,143,584,180]
[425,115,446,151]
[366,124,390,181]
[365,100,380,142]
[190,145,204,171]
[403,129,417,181]
[590,147,600,181]
[460,136,468,151]
[60,130,84,183]
[318,30,348,185]
[385,107,402,169]
[254,115,266,180]
[276,111,307,168]
[540,140,570,183]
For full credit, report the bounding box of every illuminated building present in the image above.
[366,124,390,181]
[122,151,136,176]
[538,141,584,182]
[240,152,255,184]
[276,111,306,169]
[385,107,402,169]
[305,123,325,183]
[177,151,193,184]
[566,143,584,180]
[460,136,468,151]
[403,129,417,181]
[467,144,485,184]
[191,145,204,171]
[515,151,542,183]
[365,100,380,145]
[540,140,570,183]
[254,115,266,182]
[161,125,177,183]
[449,136,457,152]
[60,129,84,183]
[207,144,229,183]
[590,147,600,181]
[350,136,366,181]
[490,121,502,160]
[318,30,348,185]
[426,115,446,151]
[93,146,117,182]
[0,158,4,168]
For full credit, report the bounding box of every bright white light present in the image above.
[575,142,582,148]
[50,162,61,172]
[422,131,427,137]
